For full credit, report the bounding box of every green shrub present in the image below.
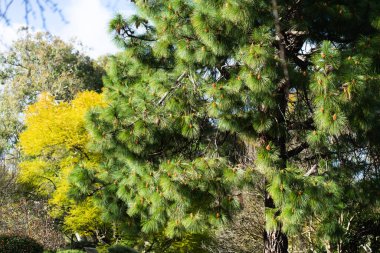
[0,234,43,253]
[108,244,138,253]
[96,244,108,253]
[57,250,84,253]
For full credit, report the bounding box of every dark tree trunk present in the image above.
[264,193,288,253]
[261,1,292,252]
[264,228,288,253]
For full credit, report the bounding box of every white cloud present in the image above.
[57,0,123,58]
[0,0,136,58]
[0,23,20,52]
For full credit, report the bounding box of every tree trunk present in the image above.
[264,229,288,253]
[263,193,288,253]
[261,1,292,252]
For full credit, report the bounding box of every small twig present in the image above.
[0,0,15,24]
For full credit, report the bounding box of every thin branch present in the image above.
[156,71,187,106]
[119,25,156,42]
[1,0,66,28]
[0,0,15,24]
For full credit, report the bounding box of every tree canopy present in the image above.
[0,30,104,169]
[19,91,107,237]
[0,31,105,249]
[1,1,379,253]
[67,1,380,252]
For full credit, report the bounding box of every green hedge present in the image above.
[0,234,43,253]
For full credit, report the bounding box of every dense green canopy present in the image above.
[67,1,380,252]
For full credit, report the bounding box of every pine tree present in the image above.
[73,1,380,252]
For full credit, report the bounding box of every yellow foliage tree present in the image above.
[18,91,107,237]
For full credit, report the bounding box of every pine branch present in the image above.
[119,24,156,42]
[83,185,109,199]
[156,71,187,106]
[119,72,188,129]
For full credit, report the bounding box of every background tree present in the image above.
[0,137,65,250]
[0,196,66,250]
[72,1,380,252]
[18,91,109,241]
[0,30,105,248]
[0,29,104,172]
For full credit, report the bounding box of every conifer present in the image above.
[72,1,380,252]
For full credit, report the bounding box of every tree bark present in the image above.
[264,229,288,253]
[264,193,288,253]
[262,1,290,252]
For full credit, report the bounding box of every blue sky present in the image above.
[0,0,136,58]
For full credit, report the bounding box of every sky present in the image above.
[0,0,136,58]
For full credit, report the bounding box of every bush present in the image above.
[0,234,43,253]
[108,244,138,253]
[57,250,84,253]
[70,241,95,250]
